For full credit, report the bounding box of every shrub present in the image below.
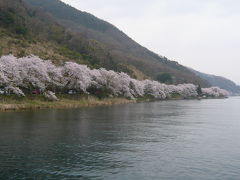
[156,73,173,84]
[15,25,27,35]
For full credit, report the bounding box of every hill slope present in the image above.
[0,0,133,71]
[0,0,209,87]
[21,0,210,86]
[190,69,240,94]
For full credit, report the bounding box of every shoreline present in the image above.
[0,95,135,112]
[0,95,228,112]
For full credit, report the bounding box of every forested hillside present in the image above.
[0,0,210,86]
[0,0,123,69]
[190,69,240,94]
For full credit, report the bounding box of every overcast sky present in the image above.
[61,0,240,84]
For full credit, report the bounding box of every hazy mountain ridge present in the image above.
[190,68,240,94]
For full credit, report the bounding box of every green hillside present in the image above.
[0,0,209,86]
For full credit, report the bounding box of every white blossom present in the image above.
[62,62,93,93]
[43,91,59,101]
[5,86,25,97]
[0,55,230,99]
[202,87,229,97]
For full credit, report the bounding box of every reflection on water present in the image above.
[0,98,240,179]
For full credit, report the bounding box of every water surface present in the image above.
[0,97,240,179]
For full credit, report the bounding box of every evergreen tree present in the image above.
[197,85,202,96]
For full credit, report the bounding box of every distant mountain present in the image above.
[21,0,209,86]
[190,69,240,94]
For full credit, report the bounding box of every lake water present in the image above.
[0,97,240,179]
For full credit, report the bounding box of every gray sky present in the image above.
[61,0,240,84]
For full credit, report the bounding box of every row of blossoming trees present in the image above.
[0,55,229,100]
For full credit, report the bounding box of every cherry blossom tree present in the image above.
[0,55,230,99]
[0,55,22,88]
[62,62,93,93]
[202,87,229,97]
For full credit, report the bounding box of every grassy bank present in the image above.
[0,95,135,112]
[0,94,227,112]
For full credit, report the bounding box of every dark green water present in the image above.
[0,97,240,179]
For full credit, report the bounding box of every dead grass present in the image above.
[0,95,135,112]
